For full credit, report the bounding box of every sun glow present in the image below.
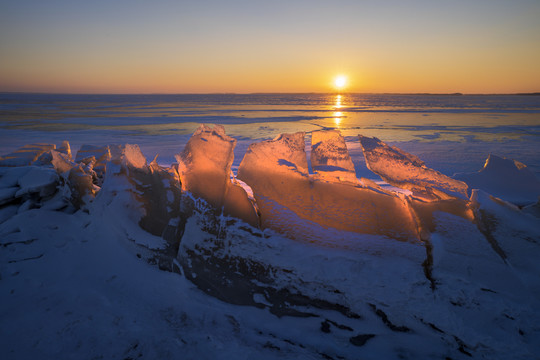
[334,75,347,91]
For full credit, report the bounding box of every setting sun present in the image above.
[334,75,347,91]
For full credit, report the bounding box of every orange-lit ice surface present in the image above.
[175,124,259,227]
[238,131,421,243]
[310,129,358,184]
[357,134,475,233]
[0,143,57,167]
[358,135,469,201]
[133,125,488,246]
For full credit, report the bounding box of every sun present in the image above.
[334,75,347,90]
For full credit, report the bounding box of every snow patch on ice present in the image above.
[455,154,540,206]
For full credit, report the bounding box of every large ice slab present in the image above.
[176,124,258,226]
[358,135,468,201]
[455,154,540,206]
[176,124,235,207]
[238,132,420,242]
[310,130,357,184]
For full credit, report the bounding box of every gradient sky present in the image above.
[1,0,539,94]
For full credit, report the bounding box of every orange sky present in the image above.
[1,0,539,94]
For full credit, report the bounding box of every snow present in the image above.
[1,123,540,359]
[0,166,34,187]
[470,190,540,296]
[16,167,59,197]
[455,154,540,206]
[0,187,18,205]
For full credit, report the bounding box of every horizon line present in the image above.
[1,91,539,96]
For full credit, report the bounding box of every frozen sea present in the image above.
[2,93,540,359]
[1,93,539,178]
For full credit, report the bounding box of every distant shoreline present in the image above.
[1,91,539,97]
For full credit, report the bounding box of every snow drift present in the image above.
[455,153,540,206]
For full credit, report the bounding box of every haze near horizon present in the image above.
[1,0,539,94]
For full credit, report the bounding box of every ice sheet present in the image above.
[359,135,469,201]
[238,132,420,242]
[310,129,358,184]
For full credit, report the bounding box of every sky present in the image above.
[0,0,539,94]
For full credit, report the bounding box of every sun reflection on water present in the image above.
[333,94,344,126]
[335,94,342,109]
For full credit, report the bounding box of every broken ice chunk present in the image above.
[75,144,111,164]
[239,132,308,180]
[238,132,420,242]
[16,167,59,198]
[223,174,260,227]
[176,124,258,226]
[358,135,468,201]
[310,130,358,184]
[68,164,95,208]
[0,144,56,167]
[130,160,183,245]
[33,144,74,170]
[75,144,111,178]
[454,154,540,207]
[50,150,75,174]
[175,124,236,208]
[108,144,147,169]
[58,140,72,160]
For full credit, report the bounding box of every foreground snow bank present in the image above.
[1,126,540,359]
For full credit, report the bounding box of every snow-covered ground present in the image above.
[1,123,540,359]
